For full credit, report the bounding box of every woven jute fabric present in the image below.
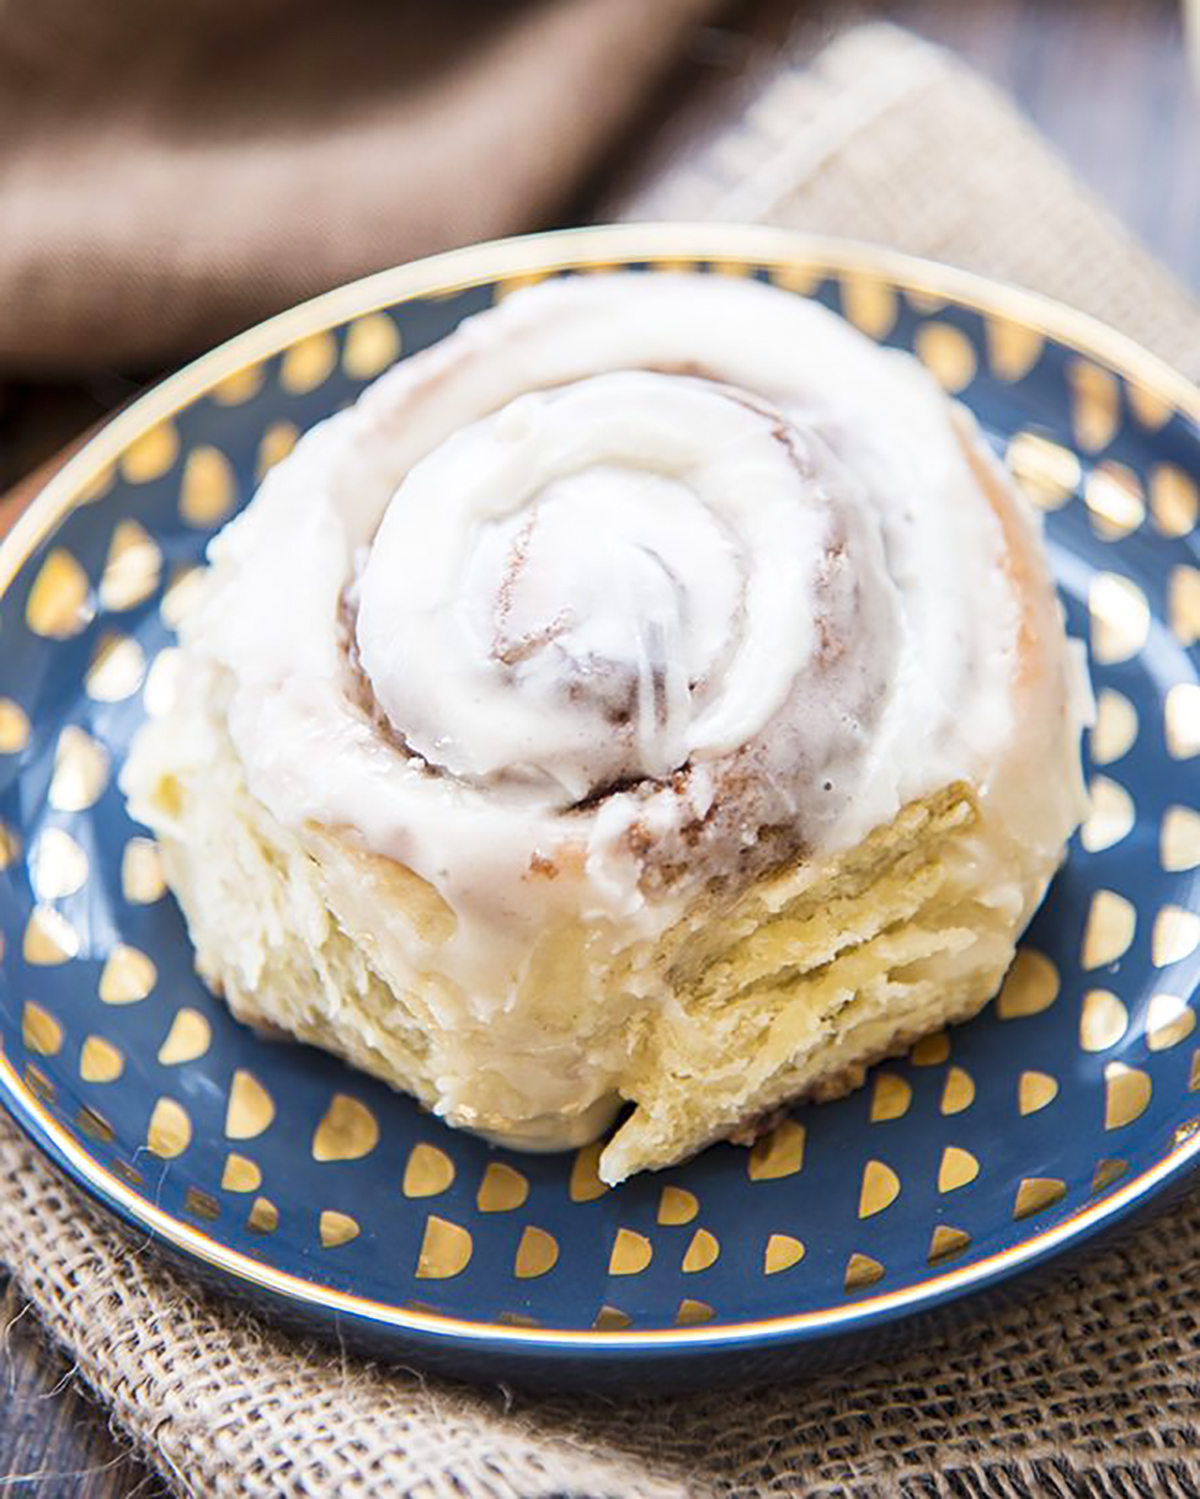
[5,22,1200,1499]
[0,0,721,372]
[625,23,1200,379]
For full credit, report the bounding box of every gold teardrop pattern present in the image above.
[22,1001,63,1056]
[255,421,300,480]
[1005,430,1080,511]
[657,1186,699,1226]
[1084,461,1144,541]
[1150,463,1197,537]
[248,1197,279,1234]
[80,1035,124,1083]
[476,1162,528,1213]
[681,1228,720,1274]
[343,313,402,379]
[940,1067,975,1115]
[910,1031,949,1066]
[1153,905,1200,967]
[29,827,88,899]
[99,519,162,612]
[158,1008,212,1066]
[120,422,179,483]
[1165,684,1200,760]
[416,1216,472,1279]
[844,1253,884,1291]
[747,1119,805,1180]
[1168,566,1200,647]
[147,1098,192,1158]
[858,1160,901,1219]
[1066,359,1120,452]
[593,1305,632,1331]
[221,1154,262,1193]
[1088,573,1150,666]
[1161,807,1200,872]
[311,1093,377,1161]
[764,1234,805,1275]
[514,1226,559,1279]
[1127,383,1173,431]
[99,944,156,1004]
[26,549,93,640]
[85,632,146,702]
[914,322,976,392]
[76,463,116,504]
[1081,890,1136,970]
[402,1143,455,1198]
[608,1228,652,1276]
[985,318,1044,381]
[23,905,79,965]
[1018,1071,1059,1115]
[840,273,897,339]
[675,1299,714,1326]
[281,332,338,394]
[1079,989,1128,1052]
[1013,1177,1066,1220]
[49,726,109,811]
[928,1226,972,1265]
[0,699,30,754]
[997,948,1060,1018]
[938,1146,979,1193]
[769,264,824,297]
[1092,1158,1128,1193]
[1090,688,1138,766]
[569,1141,608,1202]
[0,822,19,870]
[320,1211,360,1249]
[869,1072,912,1122]
[211,363,266,405]
[180,445,237,528]
[1104,1062,1152,1130]
[121,837,166,903]
[226,1070,276,1140]
[1146,993,1195,1052]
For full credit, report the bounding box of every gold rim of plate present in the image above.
[2,222,1198,1351]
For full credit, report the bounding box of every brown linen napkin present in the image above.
[0,0,719,372]
[5,22,1200,1499]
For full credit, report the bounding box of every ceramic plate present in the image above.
[1,226,1198,1391]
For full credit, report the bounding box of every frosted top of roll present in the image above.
[184,271,1064,991]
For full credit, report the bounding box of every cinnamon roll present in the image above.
[122,271,1089,1183]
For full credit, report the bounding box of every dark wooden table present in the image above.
[1,0,1196,1492]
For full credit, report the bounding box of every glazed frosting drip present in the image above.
[188,271,1022,993]
[356,370,880,805]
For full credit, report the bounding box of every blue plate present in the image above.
[1,226,1198,1391]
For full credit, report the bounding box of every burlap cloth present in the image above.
[4,21,1200,1498]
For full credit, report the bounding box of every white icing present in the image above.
[358,371,847,800]
[185,272,1043,1005]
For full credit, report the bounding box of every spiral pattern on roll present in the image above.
[356,368,894,808]
[185,270,1025,960]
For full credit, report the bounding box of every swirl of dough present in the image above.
[356,369,891,805]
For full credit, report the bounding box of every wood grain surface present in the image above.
[0,0,1195,1492]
